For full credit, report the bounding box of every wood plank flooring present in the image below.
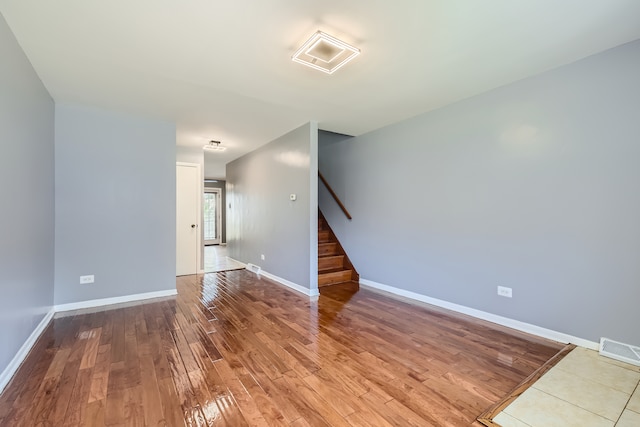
[0,271,565,426]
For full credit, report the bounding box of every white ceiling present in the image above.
[2,0,640,177]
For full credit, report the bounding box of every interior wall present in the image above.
[204,151,226,180]
[205,180,227,244]
[54,104,176,305]
[319,40,640,345]
[0,13,55,377]
[227,122,318,290]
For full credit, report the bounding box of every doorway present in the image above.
[204,188,221,245]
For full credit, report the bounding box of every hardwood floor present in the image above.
[0,271,565,426]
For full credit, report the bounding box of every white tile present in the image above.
[594,348,640,373]
[555,348,640,394]
[493,411,532,427]
[503,388,614,427]
[615,409,640,427]
[573,347,640,372]
[533,367,630,420]
[626,387,640,413]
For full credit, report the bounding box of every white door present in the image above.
[176,162,201,276]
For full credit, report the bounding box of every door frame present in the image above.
[176,162,203,275]
[203,187,222,245]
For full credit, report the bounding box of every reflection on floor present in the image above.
[494,347,640,427]
[0,270,566,426]
[204,244,245,273]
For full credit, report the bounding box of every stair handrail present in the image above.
[318,171,352,220]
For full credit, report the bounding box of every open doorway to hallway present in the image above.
[203,179,227,247]
[203,179,233,273]
[203,187,221,245]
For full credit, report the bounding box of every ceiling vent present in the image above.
[600,337,640,367]
[292,31,360,74]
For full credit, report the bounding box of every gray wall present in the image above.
[55,104,176,304]
[204,151,226,180]
[205,180,227,244]
[319,40,640,345]
[227,122,318,290]
[0,13,55,376]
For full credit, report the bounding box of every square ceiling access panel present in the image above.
[292,31,361,74]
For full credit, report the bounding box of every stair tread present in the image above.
[318,268,352,275]
[319,254,344,272]
[318,269,353,286]
[318,280,360,290]
[318,267,350,274]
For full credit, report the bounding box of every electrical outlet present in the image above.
[497,286,512,298]
[260,254,265,261]
[80,275,95,284]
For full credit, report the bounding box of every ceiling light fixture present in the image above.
[292,31,360,74]
[203,140,227,152]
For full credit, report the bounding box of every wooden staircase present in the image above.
[318,212,359,288]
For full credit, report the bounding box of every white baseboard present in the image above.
[54,289,178,312]
[209,257,318,297]
[0,308,55,393]
[258,270,320,297]
[213,257,319,297]
[360,278,599,350]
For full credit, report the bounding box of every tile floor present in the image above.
[494,347,640,427]
[204,244,245,272]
